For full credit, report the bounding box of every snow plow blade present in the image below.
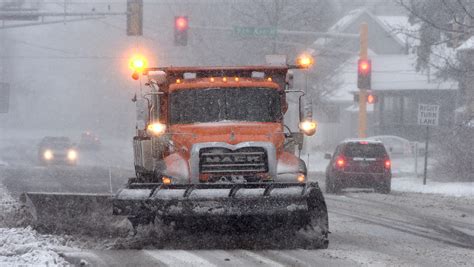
[114,182,314,217]
[114,182,329,248]
[20,192,125,235]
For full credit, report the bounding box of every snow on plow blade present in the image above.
[20,192,125,235]
[114,182,320,218]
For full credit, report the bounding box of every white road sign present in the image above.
[418,104,439,126]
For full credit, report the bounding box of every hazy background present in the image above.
[0,0,402,140]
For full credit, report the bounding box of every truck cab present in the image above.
[133,66,315,185]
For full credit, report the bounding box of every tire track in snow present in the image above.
[329,200,474,249]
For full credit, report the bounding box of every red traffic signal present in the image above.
[358,59,371,74]
[358,59,371,89]
[175,16,188,31]
[174,16,188,46]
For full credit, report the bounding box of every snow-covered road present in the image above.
[2,166,472,266]
[1,139,473,266]
[58,190,474,266]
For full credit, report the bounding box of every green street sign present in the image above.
[233,26,277,38]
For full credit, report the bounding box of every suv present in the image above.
[79,131,101,150]
[325,139,391,194]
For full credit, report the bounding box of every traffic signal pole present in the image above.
[358,23,368,138]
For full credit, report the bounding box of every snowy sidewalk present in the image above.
[0,180,70,266]
[392,176,474,198]
[0,227,69,266]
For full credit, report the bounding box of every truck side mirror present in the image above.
[286,71,294,89]
[136,98,149,130]
[324,153,332,160]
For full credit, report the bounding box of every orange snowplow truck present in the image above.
[22,60,329,248]
[113,62,329,248]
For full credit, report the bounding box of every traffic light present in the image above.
[174,16,189,46]
[358,59,371,89]
[353,91,378,104]
[367,93,377,104]
[127,0,143,36]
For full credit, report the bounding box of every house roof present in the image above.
[457,36,474,51]
[323,54,458,103]
[312,8,406,49]
[377,15,419,47]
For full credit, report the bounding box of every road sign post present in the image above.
[358,23,369,138]
[417,104,440,185]
[0,83,10,114]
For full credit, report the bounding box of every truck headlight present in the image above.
[147,122,166,136]
[162,176,172,185]
[67,149,77,161]
[299,119,317,136]
[297,173,305,183]
[43,150,53,160]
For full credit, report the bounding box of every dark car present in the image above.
[325,139,391,194]
[79,131,101,150]
[38,136,78,166]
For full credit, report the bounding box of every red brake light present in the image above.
[385,160,391,169]
[336,157,345,168]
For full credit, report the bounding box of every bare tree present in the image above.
[398,0,474,181]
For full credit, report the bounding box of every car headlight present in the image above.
[67,149,77,161]
[43,150,53,160]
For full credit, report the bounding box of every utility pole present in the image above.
[358,23,368,138]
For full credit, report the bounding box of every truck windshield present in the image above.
[169,87,281,124]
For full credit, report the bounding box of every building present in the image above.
[307,9,458,148]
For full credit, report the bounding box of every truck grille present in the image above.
[199,147,268,174]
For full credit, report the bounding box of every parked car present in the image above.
[38,136,78,166]
[79,131,101,150]
[367,135,413,156]
[325,139,391,194]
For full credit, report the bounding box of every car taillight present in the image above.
[336,157,345,168]
[384,159,391,169]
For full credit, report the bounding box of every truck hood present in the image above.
[169,122,285,156]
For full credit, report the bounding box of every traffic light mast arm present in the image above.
[0,16,106,29]
[0,11,127,17]
[186,25,359,39]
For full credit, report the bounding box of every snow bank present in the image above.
[0,180,69,266]
[0,227,68,266]
[392,177,474,198]
[302,151,329,172]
